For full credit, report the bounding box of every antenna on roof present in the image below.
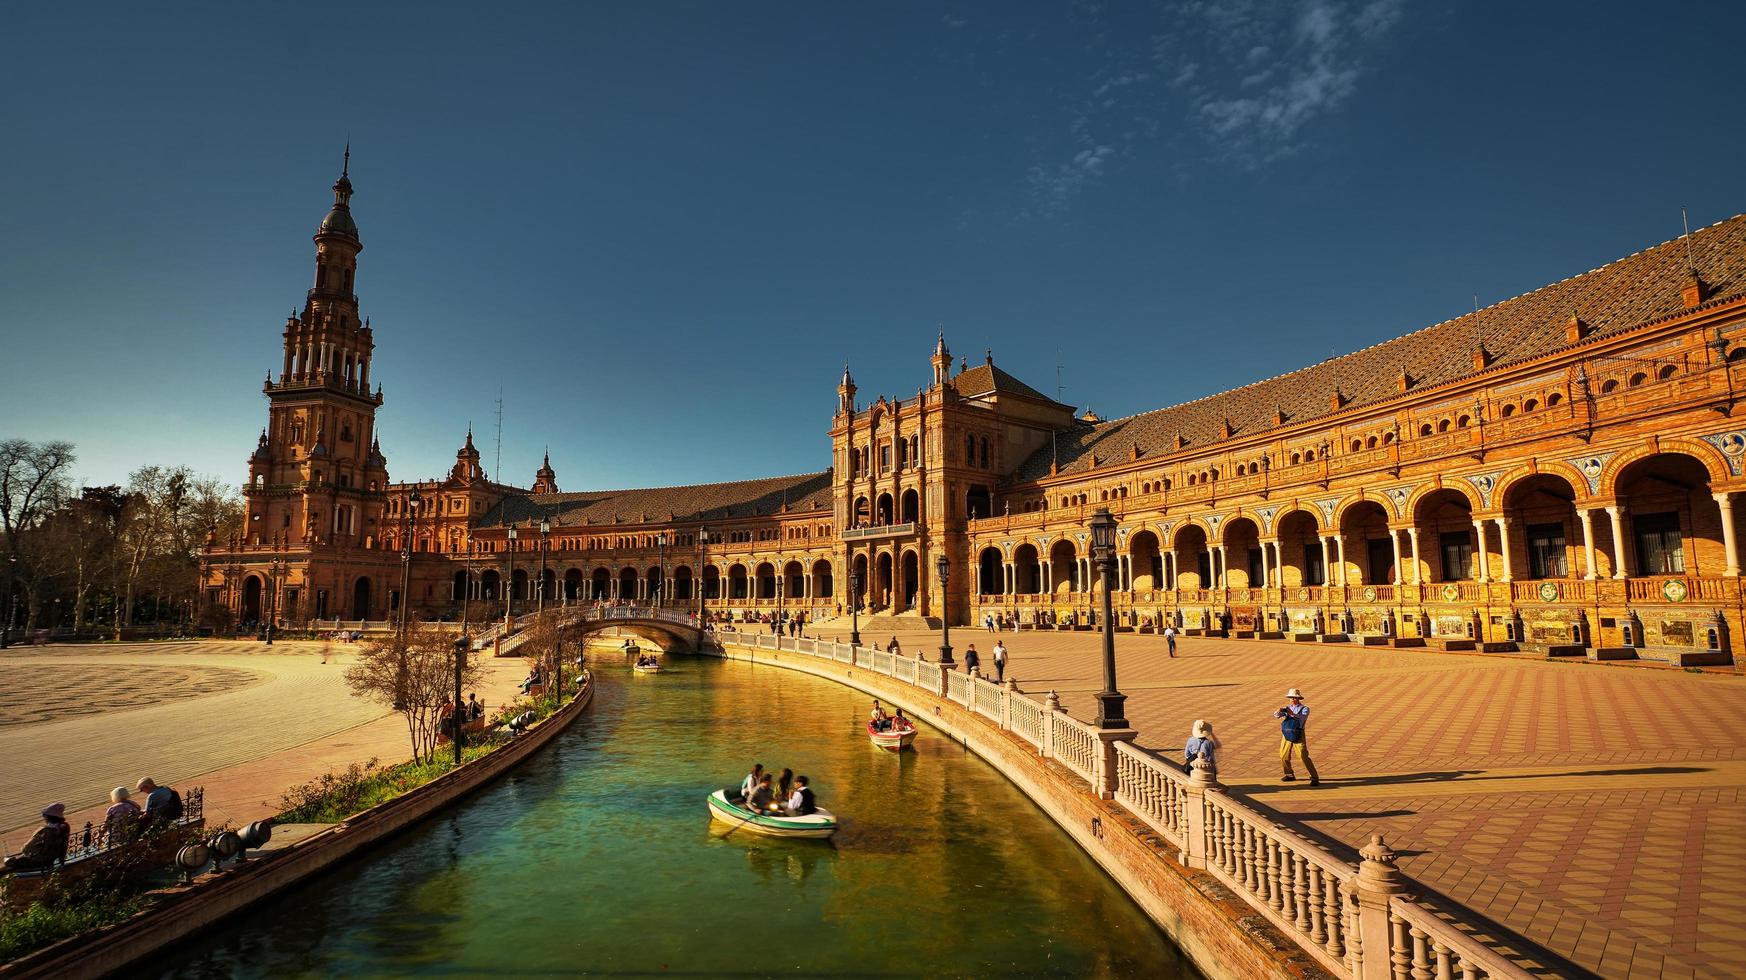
[494,385,504,484]
[1682,206,1695,270]
[1473,293,1484,352]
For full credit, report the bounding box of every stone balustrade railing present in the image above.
[731,631,1535,980]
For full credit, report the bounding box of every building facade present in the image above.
[202,168,1746,664]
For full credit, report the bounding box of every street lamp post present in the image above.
[935,553,954,666]
[776,575,784,627]
[505,524,519,627]
[697,526,711,623]
[2,554,16,649]
[849,570,862,647]
[537,518,551,614]
[399,490,422,639]
[451,634,467,766]
[264,557,284,646]
[657,534,667,608]
[1089,508,1128,729]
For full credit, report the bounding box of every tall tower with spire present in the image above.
[229,154,393,621]
[931,332,951,387]
[532,450,559,493]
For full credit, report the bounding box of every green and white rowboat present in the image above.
[706,790,838,839]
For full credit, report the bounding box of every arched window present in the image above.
[1657,365,1676,381]
[1351,439,1362,453]
[1437,419,1451,433]
[1457,415,1472,429]
[1601,379,1619,394]
[1628,372,1647,388]
[966,434,975,465]
[1419,424,1433,437]
[1521,398,1537,412]
[1546,392,1563,406]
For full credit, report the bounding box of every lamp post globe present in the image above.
[934,553,954,666]
[1088,507,1127,729]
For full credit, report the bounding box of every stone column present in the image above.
[1351,834,1408,980]
[1472,520,1491,582]
[1716,493,1740,576]
[1319,535,1333,586]
[1390,528,1403,585]
[1041,560,1052,596]
[1579,508,1598,580]
[1260,542,1272,590]
[1216,545,1228,588]
[1606,505,1628,579]
[1497,517,1514,582]
[1179,756,1217,869]
[1335,535,1349,587]
[1408,527,1422,586]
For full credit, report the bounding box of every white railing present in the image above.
[710,633,1534,980]
[946,670,972,705]
[1050,711,1099,785]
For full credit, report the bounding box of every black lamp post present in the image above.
[848,569,862,646]
[935,553,954,666]
[697,526,711,621]
[399,490,422,639]
[505,523,519,625]
[264,557,284,646]
[1089,508,1128,728]
[452,633,467,765]
[657,533,668,608]
[776,574,784,626]
[537,517,551,613]
[2,554,17,648]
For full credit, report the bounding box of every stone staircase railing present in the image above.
[729,631,1536,980]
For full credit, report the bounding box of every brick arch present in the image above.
[1268,503,1324,536]
[1405,479,1481,520]
[1493,460,1593,510]
[1332,492,1391,526]
[1599,439,1733,497]
[1169,516,1216,548]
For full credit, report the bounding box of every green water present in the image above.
[158,657,1196,978]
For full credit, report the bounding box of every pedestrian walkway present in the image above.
[812,625,1745,980]
[1,639,526,853]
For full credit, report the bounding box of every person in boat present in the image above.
[740,764,765,801]
[785,776,817,816]
[869,699,890,732]
[891,708,911,732]
[777,768,794,800]
[748,774,779,813]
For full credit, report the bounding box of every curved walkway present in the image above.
[809,625,1745,980]
[0,640,525,851]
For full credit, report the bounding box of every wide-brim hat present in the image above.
[42,803,65,820]
[1286,688,1304,699]
[1192,719,1212,737]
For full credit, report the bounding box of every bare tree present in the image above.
[115,466,189,626]
[346,623,485,763]
[0,439,76,634]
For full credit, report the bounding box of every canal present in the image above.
[159,654,1196,978]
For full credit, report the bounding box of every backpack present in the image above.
[1280,712,1305,743]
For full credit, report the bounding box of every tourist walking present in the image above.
[963,644,980,675]
[992,640,1007,682]
[1183,720,1219,779]
[1274,688,1320,785]
[1163,625,1177,658]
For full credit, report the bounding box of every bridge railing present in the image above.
[717,632,1537,980]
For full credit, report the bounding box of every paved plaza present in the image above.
[810,623,1745,980]
[0,640,526,852]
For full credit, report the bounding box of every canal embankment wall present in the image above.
[709,634,1540,980]
[0,679,596,980]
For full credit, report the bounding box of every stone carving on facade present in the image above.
[1564,452,1616,493]
[1700,431,1746,475]
[1464,471,1502,509]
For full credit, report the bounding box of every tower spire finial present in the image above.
[342,138,350,178]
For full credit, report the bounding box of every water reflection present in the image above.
[158,657,1199,979]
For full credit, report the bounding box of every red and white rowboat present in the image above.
[867,720,917,751]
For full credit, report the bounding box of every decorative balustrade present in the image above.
[1049,712,1099,786]
[710,630,1538,980]
[1627,574,1728,602]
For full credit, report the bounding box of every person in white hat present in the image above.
[1183,719,1219,778]
[1273,688,1320,785]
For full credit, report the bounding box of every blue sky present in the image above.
[2,2,1741,490]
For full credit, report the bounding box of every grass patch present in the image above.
[278,687,577,824]
[0,877,151,964]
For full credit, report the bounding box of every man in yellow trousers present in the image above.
[1274,688,1320,786]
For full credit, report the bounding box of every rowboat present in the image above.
[705,790,837,839]
[632,662,663,674]
[867,720,917,751]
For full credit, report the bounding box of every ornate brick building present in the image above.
[202,166,1746,664]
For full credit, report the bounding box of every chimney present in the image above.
[1473,344,1493,371]
[1330,388,1347,411]
[1565,313,1588,344]
[1173,433,1187,450]
[1397,369,1413,393]
[1221,418,1236,439]
[1684,271,1709,309]
[1273,407,1288,426]
[1130,442,1141,461]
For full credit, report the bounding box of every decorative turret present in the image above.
[838,362,857,415]
[533,449,558,493]
[450,425,484,482]
[931,331,952,387]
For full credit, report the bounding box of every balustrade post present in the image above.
[1042,690,1059,759]
[1002,677,1019,731]
[1092,725,1137,800]
[1179,755,1215,869]
[1354,834,1409,980]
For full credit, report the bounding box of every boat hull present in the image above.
[633,664,663,673]
[706,790,837,839]
[867,721,917,751]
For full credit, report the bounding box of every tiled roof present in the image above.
[477,470,834,528]
[952,361,1063,404]
[1009,213,1746,484]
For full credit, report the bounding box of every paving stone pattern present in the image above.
[813,624,1746,980]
